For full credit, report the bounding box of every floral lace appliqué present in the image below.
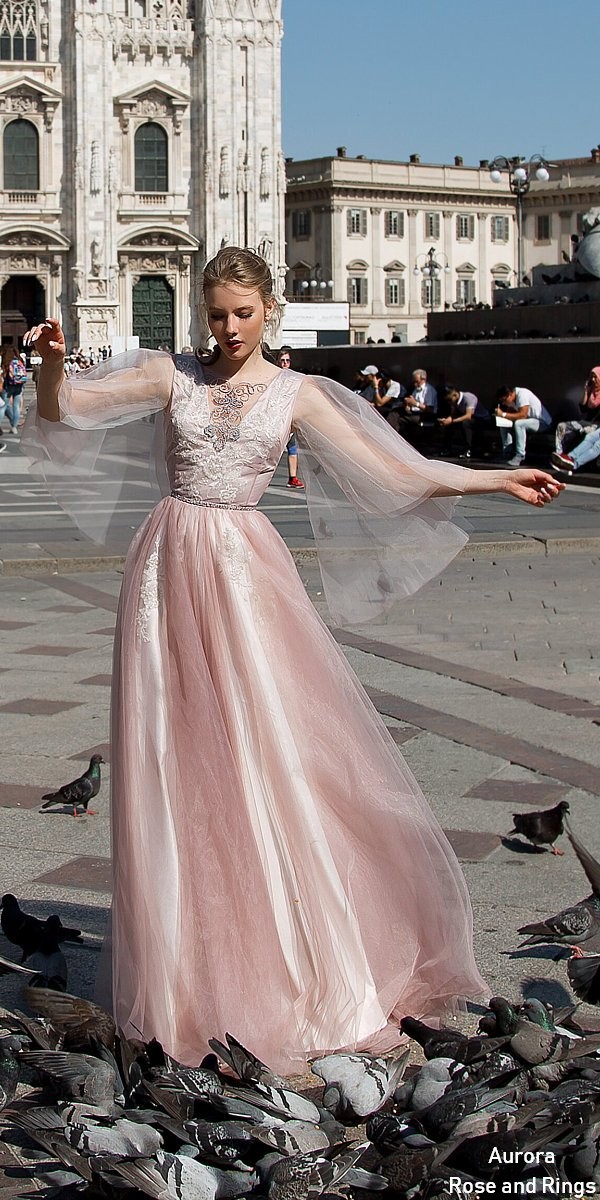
[217,525,253,586]
[137,536,163,642]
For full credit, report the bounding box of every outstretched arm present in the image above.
[294,378,564,509]
[24,318,174,427]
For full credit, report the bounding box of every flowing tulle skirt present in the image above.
[108,496,485,1073]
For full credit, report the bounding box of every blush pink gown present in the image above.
[23,353,486,1073]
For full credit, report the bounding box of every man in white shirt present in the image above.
[495,385,552,467]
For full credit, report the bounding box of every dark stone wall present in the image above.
[427,301,600,343]
[287,337,600,419]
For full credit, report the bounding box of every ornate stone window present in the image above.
[0,1,39,62]
[135,122,168,193]
[4,117,38,190]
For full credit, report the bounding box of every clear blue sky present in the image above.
[281,0,600,165]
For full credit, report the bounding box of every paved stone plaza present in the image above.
[0,536,598,1024]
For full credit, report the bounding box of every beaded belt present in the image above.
[170,490,256,510]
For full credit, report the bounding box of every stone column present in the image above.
[370,206,382,316]
[477,212,488,304]
[443,210,454,307]
[407,209,419,313]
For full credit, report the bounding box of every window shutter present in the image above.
[384,211,391,236]
[468,215,475,239]
[398,211,405,237]
[398,277,406,305]
[360,209,368,236]
[347,210,353,235]
[347,277,354,303]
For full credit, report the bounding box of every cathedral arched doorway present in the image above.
[1,275,44,345]
[132,275,174,349]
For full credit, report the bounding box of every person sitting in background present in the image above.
[494,384,552,467]
[371,371,407,432]
[277,345,304,488]
[438,386,487,458]
[551,425,600,475]
[552,367,600,466]
[354,365,380,404]
[398,368,438,429]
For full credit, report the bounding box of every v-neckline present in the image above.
[200,364,282,427]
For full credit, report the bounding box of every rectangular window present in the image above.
[384,210,404,238]
[456,278,476,304]
[348,276,368,304]
[292,210,311,238]
[353,330,366,345]
[385,277,405,306]
[347,208,367,236]
[421,278,441,308]
[491,215,510,242]
[536,214,551,241]
[456,214,475,240]
[425,212,440,239]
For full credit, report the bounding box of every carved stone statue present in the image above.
[576,208,600,278]
[219,146,230,198]
[90,141,102,195]
[91,238,103,278]
[259,147,270,200]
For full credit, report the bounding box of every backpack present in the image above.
[7,356,26,385]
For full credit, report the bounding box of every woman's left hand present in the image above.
[504,469,566,507]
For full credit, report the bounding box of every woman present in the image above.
[276,345,304,488]
[552,367,600,473]
[0,343,27,435]
[23,247,563,1073]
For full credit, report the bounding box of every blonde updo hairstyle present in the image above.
[198,246,283,363]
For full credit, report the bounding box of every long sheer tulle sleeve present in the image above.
[20,350,174,545]
[293,375,471,628]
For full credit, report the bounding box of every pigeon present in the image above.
[209,1032,287,1088]
[264,1141,370,1200]
[510,800,570,854]
[40,753,103,816]
[518,823,600,949]
[114,1151,257,1200]
[400,1016,507,1063]
[23,987,117,1049]
[310,1049,409,1120]
[568,953,600,1004]
[19,1047,123,1108]
[0,894,83,962]
[0,935,67,992]
[0,1037,19,1109]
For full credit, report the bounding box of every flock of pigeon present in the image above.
[2,987,600,1197]
[1,769,600,1193]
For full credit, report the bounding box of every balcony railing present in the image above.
[139,193,167,205]
[8,191,39,203]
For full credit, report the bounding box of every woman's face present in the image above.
[205,283,272,366]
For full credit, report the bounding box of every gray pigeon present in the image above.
[40,753,103,816]
[113,1151,256,1200]
[310,1050,409,1120]
[265,1141,370,1200]
[0,946,67,992]
[518,822,600,949]
[567,952,600,1004]
[209,1032,287,1088]
[65,1115,163,1157]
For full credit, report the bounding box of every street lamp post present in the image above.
[413,246,450,314]
[299,263,334,301]
[488,154,550,286]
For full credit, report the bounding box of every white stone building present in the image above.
[284,150,600,344]
[0,0,285,351]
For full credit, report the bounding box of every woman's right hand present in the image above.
[23,318,66,362]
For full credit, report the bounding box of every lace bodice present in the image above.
[166,357,302,506]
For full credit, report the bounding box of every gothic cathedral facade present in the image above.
[0,0,285,350]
